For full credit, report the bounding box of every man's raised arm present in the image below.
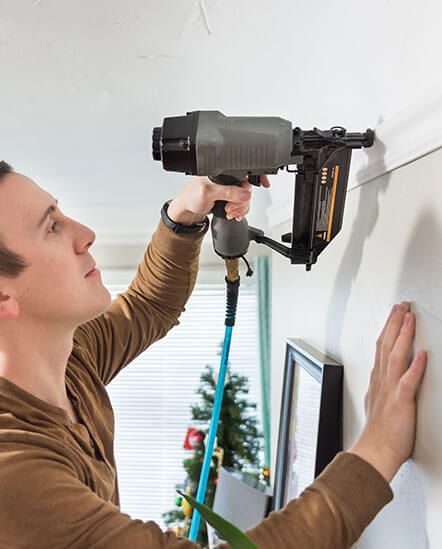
[73,176,254,385]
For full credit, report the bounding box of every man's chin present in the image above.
[82,292,112,324]
[96,291,113,315]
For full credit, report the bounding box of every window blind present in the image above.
[106,282,262,528]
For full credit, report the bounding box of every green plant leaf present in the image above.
[177,490,257,549]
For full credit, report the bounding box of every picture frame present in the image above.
[272,339,343,511]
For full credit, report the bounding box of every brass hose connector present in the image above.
[225,258,240,283]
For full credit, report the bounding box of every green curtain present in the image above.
[253,255,272,468]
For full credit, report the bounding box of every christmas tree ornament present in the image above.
[183,427,205,450]
[182,486,193,519]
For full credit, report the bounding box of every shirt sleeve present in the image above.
[0,451,392,548]
[73,217,208,385]
[236,452,394,549]
[0,445,200,549]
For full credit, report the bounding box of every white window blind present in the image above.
[105,281,262,528]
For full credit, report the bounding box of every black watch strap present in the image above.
[161,200,209,234]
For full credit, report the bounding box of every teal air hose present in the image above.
[188,259,240,542]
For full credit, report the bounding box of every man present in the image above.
[0,160,427,548]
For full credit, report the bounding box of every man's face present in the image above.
[0,172,111,328]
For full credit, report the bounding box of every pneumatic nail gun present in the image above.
[152,111,374,271]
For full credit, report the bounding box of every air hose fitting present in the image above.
[224,259,240,327]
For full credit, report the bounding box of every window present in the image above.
[106,280,261,528]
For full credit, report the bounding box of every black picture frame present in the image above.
[272,339,343,511]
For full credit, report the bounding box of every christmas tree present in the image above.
[163,362,263,547]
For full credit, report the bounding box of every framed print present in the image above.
[272,339,343,511]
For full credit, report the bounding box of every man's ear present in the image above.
[0,293,20,319]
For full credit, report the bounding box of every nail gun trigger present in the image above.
[248,174,262,186]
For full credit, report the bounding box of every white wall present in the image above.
[270,142,441,548]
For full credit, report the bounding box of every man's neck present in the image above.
[0,322,75,410]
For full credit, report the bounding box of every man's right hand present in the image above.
[349,302,427,482]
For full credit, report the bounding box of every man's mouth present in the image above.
[85,265,98,277]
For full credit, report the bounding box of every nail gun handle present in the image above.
[209,174,262,217]
[208,175,251,259]
[209,175,243,219]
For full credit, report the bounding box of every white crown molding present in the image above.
[266,81,442,228]
[352,81,442,189]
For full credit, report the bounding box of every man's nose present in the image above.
[73,221,96,253]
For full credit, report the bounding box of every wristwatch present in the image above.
[161,200,209,234]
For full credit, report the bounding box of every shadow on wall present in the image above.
[323,136,389,432]
[324,134,389,353]
[396,205,442,329]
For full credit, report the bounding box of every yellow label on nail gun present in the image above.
[315,165,340,242]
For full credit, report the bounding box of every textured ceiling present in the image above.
[0,0,278,257]
[1,0,441,264]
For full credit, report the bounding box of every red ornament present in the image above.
[183,427,205,450]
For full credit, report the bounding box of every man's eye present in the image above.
[48,221,60,234]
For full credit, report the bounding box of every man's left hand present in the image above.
[167,175,271,226]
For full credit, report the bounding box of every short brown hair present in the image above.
[0,162,30,278]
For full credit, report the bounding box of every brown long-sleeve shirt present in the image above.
[0,218,393,548]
